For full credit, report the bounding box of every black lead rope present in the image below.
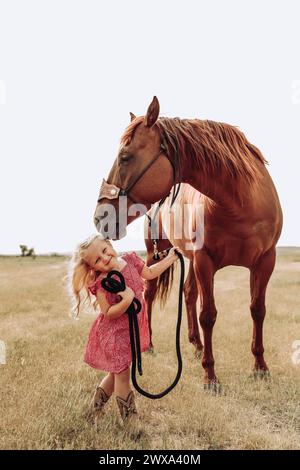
[101,250,185,399]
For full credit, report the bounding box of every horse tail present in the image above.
[153,263,175,308]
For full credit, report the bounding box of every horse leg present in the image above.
[144,276,158,352]
[144,217,159,352]
[144,216,172,352]
[193,250,218,388]
[250,248,276,376]
[184,260,203,358]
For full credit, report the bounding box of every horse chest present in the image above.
[159,200,205,251]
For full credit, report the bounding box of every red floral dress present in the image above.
[84,251,150,374]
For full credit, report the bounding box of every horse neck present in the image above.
[183,168,249,210]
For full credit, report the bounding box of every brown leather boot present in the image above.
[116,391,140,435]
[89,386,110,426]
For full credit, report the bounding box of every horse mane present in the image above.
[121,116,268,189]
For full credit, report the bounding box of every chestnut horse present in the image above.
[94,97,283,387]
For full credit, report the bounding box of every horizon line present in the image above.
[0,246,299,257]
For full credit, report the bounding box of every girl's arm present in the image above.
[97,287,134,320]
[141,247,183,280]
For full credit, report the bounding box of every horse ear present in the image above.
[144,96,160,127]
[129,112,136,122]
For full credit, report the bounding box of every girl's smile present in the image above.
[83,238,122,273]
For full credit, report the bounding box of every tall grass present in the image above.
[0,250,299,449]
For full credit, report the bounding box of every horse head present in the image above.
[94,96,175,240]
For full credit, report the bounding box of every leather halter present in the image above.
[98,145,164,205]
[97,139,181,249]
[97,139,181,205]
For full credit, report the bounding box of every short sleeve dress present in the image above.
[84,251,150,374]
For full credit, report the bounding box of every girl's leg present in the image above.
[115,367,139,433]
[114,368,131,399]
[99,372,115,396]
[90,372,114,423]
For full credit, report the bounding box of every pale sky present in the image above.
[0,0,299,254]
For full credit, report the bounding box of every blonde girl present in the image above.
[69,233,181,432]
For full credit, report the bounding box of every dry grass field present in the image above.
[0,248,299,450]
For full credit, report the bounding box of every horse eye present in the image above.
[120,154,133,163]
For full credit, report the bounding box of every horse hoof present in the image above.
[252,369,271,381]
[194,349,203,360]
[203,381,222,395]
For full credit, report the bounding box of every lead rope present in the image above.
[100,250,185,399]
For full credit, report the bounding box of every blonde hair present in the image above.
[68,233,108,318]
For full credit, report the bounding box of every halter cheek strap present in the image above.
[98,139,179,203]
[98,146,165,203]
[121,150,164,196]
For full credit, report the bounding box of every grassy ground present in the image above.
[0,249,299,450]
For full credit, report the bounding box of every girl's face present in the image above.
[83,238,118,273]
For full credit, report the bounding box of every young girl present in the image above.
[69,233,182,432]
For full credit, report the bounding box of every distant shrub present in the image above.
[19,245,36,259]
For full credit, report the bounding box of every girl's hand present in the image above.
[167,246,184,261]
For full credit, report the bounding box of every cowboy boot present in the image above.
[116,391,140,435]
[89,386,110,425]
